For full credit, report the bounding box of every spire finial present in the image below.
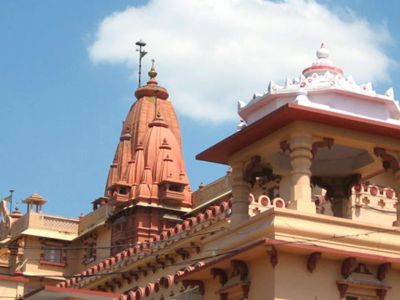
[302,42,342,77]
[316,42,329,59]
[148,59,157,80]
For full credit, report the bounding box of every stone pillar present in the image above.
[230,162,251,226]
[289,133,315,213]
[393,169,400,226]
[311,175,360,218]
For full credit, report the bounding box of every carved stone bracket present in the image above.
[137,267,147,277]
[182,280,204,295]
[230,259,248,281]
[147,262,157,273]
[112,279,122,289]
[191,242,201,254]
[215,260,250,300]
[376,288,387,300]
[155,255,165,269]
[341,257,357,278]
[165,254,175,265]
[374,147,400,172]
[97,285,106,292]
[280,140,291,153]
[211,268,228,286]
[219,293,228,300]
[337,282,348,298]
[242,284,250,298]
[377,263,391,281]
[105,281,115,292]
[307,252,321,273]
[128,271,139,281]
[311,137,334,157]
[267,246,278,268]
[243,155,280,188]
[176,248,190,260]
[121,273,132,284]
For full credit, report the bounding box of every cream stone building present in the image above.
[1,44,400,300]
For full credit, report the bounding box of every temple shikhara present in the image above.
[2,44,400,300]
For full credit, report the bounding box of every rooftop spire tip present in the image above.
[148,59,157,79]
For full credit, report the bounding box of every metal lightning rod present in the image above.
[135,39,148,88]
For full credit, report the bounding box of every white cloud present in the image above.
[89,0,392,122]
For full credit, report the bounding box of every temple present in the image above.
[1,44,400,300]
[102,61,191,252]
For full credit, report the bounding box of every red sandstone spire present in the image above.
[104,63,191,208]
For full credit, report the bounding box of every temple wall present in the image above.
[272,252,400,300]
[203,277,221,300]
[0,279,24,299]
[96,224,111,264]
[24,236,64,277]
[274,252,338,300]
[247,257,275,300]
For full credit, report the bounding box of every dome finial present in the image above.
[302,42,342,77]
[316,42,329,59]
[148,59,157,80]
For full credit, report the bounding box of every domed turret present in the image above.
[302,43,343,77]
[139,113,190,206]
[103,62,192,248]
[103,65,191,206]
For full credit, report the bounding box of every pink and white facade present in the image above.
[2,45,400,300]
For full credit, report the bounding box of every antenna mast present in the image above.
[135,39,148,88]
[9,189,14,212]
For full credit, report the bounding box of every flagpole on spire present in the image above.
[135,39,148,88]
[9,189,14,212]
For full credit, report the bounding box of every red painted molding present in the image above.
[23,285,121,299]
[39,260,66,267]
[265,238,400,264]
[302,65,344,75]
[0,274,29,283]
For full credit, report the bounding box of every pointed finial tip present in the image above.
[316,42,329,59]
[148,59,157,79]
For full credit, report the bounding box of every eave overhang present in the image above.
[196,103,400,165]
[178,237,400,282]
[24,285,120,300]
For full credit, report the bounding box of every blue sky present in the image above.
[1,0,399,217]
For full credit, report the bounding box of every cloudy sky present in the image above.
[1,0,400,217]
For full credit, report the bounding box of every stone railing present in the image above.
[78,204,109,235]
[9,212,79,239]
[43,215,79,233]
[0,221,10,241]
[192,175,231,207]
[10,214,29,236]
[249,193,286,216]
[352,183,397,212]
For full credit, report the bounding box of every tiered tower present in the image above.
[102,63,191,251]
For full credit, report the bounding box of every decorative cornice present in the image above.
[57,200,231,289]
